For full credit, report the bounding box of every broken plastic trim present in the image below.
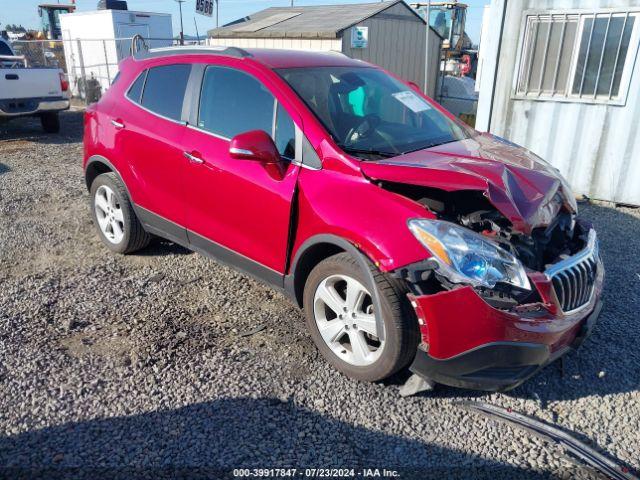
[392,258,539,310]
[459,401,638,480]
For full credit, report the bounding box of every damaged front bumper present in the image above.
[409,300,602,391]
[399,228,604,392]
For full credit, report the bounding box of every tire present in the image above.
[303,252,420,382]
[90,172,150,254]
[40,112,60,133]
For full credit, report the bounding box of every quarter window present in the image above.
[126,70,146,103]
[140,64,191,121]
[274,103,296,159]
[516,10,638,103]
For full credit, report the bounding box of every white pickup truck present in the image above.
[0,38,70,133]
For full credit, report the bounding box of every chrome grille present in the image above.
[546,230,599,313]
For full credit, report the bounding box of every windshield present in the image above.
[430,8,452,40]
[277,66,470,160]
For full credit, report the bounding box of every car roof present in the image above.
[240,48,368,69]
[134,46,371,70]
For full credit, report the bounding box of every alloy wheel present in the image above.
[313,274,384,367]
[94,185,125,244]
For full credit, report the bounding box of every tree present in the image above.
[5,24,26,33]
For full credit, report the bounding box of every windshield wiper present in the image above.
[400,138,460,155]
[338,146,397,159]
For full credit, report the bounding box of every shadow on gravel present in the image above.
[0,111,83,144]
[406,204,640,404]
[0,398,549,480]
[137,238,194,257]
[0,163,10,175]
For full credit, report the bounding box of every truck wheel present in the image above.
[303,252,419,382]
[40,112,60,133]
[90,172,150,254]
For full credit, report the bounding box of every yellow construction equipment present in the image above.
[38,3,77,40]
[411,1,477,77]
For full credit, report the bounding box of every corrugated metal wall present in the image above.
[477,0,640,205]
[341,2,442,97]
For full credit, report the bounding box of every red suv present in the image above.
[83,47,603,391]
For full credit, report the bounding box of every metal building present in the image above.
[207,0,442,97]
[476,0,640,206]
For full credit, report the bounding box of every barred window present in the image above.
[516,10,639,103]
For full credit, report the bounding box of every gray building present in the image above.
[207,0,442,97]
[476,0,640,206]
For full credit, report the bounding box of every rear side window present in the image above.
[140,64,191,121]
[126,71,146,103]
[198,66,274,139]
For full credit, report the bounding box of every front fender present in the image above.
[286,233,389,340]
[292,164,434,272]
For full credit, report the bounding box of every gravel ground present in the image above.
[0,111,639,479]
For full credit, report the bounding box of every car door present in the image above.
[113,63,191,232]
[181,63,302,278]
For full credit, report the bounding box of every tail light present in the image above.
[59,72,69,92]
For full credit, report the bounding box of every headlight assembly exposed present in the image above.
[408,219,531,290]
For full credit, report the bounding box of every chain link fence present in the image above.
[9,38,204,105]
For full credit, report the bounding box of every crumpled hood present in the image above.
[360,133,577,234]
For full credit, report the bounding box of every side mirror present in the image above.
[229,130,280,164]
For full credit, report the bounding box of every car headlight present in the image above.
[408,219,530,290]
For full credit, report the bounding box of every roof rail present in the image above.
[132,43,253,61]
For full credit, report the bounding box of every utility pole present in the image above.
[175,0,185,45]
[194,16,200,44]
[423,1,431,95]
[216,0,219,28]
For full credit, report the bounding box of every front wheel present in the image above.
[303,252,419,382]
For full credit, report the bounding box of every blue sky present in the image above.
[3,0,488,42]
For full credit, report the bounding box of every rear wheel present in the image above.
[90,172,150,254]
[303,252,419,381]
[40,112,60,133]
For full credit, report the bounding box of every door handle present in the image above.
[111,119,125,129]
[183,151,204,165]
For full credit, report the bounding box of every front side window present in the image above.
[278,66,470,159]
[139,64,191,121]
[198,66,297,160]
[516,10,638,102]
[198,66,274,139]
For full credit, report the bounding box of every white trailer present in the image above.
[59,9,173,98]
